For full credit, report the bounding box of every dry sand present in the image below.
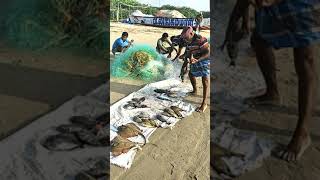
[110,22,210,180]
[212,1,320,178]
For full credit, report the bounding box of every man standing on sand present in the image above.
[229,0,319,161]
[180,26,210,112]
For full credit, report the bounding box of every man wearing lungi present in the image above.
[180,26,210,112]
[230,0,319,161]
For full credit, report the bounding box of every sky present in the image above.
[136,0,210,12]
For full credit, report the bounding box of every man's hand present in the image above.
[190,57,198,64]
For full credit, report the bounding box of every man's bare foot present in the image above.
[279,128,311,162]
[244,93,280,105]
[196,104,207,112]
[167,54,172,58]
[188,90,197,96]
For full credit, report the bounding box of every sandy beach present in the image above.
[212,1,320,179]
[0,42,107,140]
[110,22,211,180]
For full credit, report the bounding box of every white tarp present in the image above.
[155,10,186,18]
[131,10,153,17]
[110,78,196,169]
[212,123,275,178]
[0,84,108,180]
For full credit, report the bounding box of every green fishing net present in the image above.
[1,0,108,51]
[111,44,175,82]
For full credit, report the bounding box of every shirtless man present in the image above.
[229,0,319,161]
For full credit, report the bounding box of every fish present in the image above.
[137,112,150,119]
[135,104,148,108]
[111,135,138,156]
[69,116,96,128]
[167,91,178,98]
[212,143,245,158]
[157,95,172,102]
[55,124,88,133]
[41,133,83,151]
[79,158,109,179]
[74,172,96,180]
[156,114,169,123]
[133,116,143,123]
[75,130,106,146]
[211,143,245,177]
[138,97,146,103]
[95,112,109,124]
[164,108,179,118]
[117,123,146,145]
[140,119,159,128]
[154,89,169,94]
[170,106,184,118]
[212,157,235,178]
[123,104,132,109]
[220,2,250,67]
[161,111,173,117]
[141,104,148,108]
[131,98,140,102]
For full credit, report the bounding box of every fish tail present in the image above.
[139,132,147,146]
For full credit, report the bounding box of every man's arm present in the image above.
[228,0,250,32]
[157,40,168,52]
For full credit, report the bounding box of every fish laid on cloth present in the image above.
[154,89,179,98]
[139,119,159,128]
[154,89,169,94]
[211,143,245,177]
[69,116,97,128]
[131,97,146,103]
[117,123,146,145]
[111,135,140,156]
[219,0,250,67]
[76,130,109,147]
[75,158,109,180]
[41,133,83,151]
[170,106,184,118]
[56,124,89,133]
[123,97,148,109]
[133,117,159,128]
[164,108,179,118]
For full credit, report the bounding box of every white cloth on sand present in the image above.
[0,84,109,180]
[110,78,195,169]
[212,123,275,178]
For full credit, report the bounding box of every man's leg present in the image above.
[167,47,173,58]
[188,72,197,94]
[197,76,209,112]
[116,46,123,53]
[246,31,279,104]
[280,45,317,161]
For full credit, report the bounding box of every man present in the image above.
[180,26,210,112]
[170,34,189,60]
[195,12,204,35]
[156,33,174,58]
[229,0,319,161]
[112,32,133,55]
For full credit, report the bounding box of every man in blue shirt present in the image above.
[112,32,133,55]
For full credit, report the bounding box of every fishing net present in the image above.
[111,44,175,82]
[1,0,108,52]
